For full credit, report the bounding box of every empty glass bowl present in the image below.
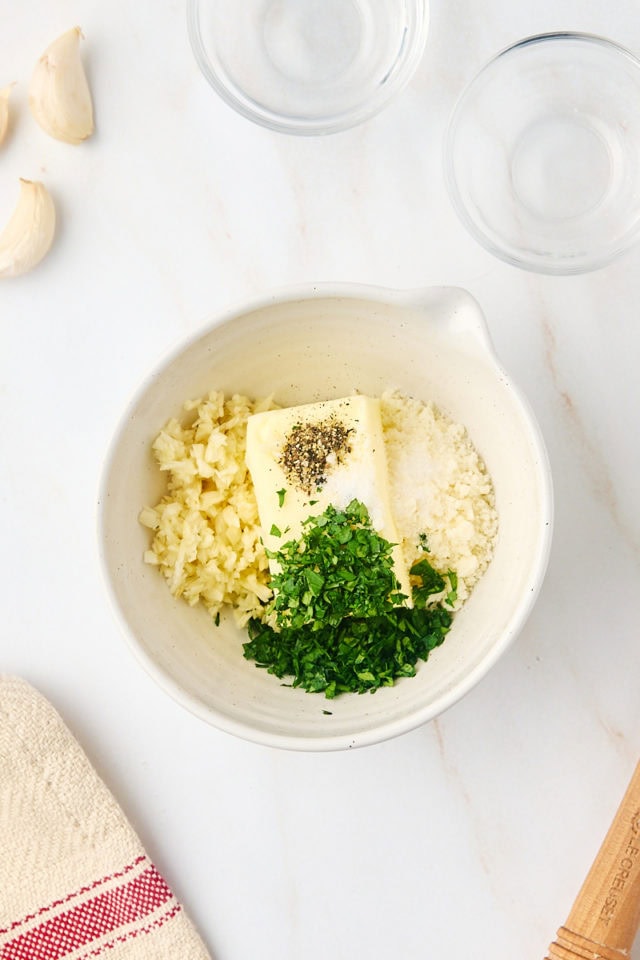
[445,33,640,274]
[187,0,429,135]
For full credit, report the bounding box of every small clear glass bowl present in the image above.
[187,0,429,135]
[445,33,640,274]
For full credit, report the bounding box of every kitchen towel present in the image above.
[0,676,212,960]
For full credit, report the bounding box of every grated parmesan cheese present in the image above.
[381,390,498,608]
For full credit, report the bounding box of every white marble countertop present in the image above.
[2,1,640,958]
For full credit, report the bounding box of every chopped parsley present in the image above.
[244,603,452,698]
[445,570,458,607]
[409,558,459,609]
[277,488,286,507]
[264,499,406,630]
[243,500,455,697]
[409,557,446,608]
[270,523,282,537]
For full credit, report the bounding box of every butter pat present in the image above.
[245,396,411,600]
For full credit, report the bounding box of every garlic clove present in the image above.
[0,83,15,146]
[29,27,94,144]
[0,179,56,278]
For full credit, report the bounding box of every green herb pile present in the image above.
[243,499,454,698]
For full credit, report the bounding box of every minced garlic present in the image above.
[139,391,277,627]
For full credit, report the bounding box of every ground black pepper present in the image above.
[279,415,353,494]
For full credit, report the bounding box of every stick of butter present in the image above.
[245,395,411,601]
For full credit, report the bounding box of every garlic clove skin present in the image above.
[0,179,56,278]
[0,83,15,146]
[29,27,94,144]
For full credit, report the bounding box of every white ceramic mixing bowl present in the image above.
[98,284,553,750]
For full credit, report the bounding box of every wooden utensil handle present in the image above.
[546,762,640,960]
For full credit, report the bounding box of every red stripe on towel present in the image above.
[0,857,148,936]
[1,865,175,960]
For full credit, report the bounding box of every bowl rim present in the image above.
[97,282,554,751]
[444,31,640,275]
[186,0,430,135]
